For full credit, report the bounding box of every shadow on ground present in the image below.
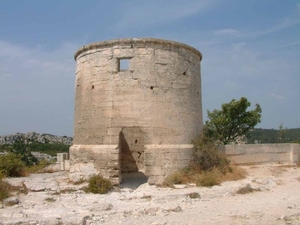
[120,172,148,189]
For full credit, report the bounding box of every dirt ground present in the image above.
[1,164,300,225]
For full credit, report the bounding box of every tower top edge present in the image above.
[74,38,202,61]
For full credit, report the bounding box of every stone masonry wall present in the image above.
[219,144,300,165]
[70,38,202,184]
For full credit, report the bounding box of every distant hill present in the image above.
[0,132,72,145]
[247,128,300,144]
[0,132,72,156]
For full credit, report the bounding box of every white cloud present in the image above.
[270,93,284,100]
[114,0,218,31]
[214,29,242,36]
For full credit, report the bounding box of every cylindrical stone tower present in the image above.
[70,38,202,184]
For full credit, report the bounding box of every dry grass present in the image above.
[86,175,112,194]
[27,160,54,174]
[60,188,77,194]
[0,180,10,201]
[4,200,19,206]
[163,164,247,187]
[45,197,56,202]
[163,171,189,187]
[220,165,247,182]
[71,178,87,185]
[236,184,260,194]
[0,180,28,201]
[44,197,56,202]
[196,169,221,186]
[187,192,201,199]
[8,181,28,195]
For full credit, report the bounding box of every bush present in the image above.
[163,131,246,187]
[192,131,230,172]
[163,171,186,187]
[196,169,221,187]
[86,175,112,194]
[0,153,27,177]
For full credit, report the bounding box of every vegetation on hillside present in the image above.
[247,128,300,144]
[0,142,70,156]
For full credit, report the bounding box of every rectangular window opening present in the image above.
[119,58,131,71]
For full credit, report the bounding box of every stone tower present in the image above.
[69,38,203,184]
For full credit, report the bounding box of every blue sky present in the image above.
[0,0,299,136]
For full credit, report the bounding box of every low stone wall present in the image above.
[219,144,300,165]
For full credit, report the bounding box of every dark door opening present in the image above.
[119,127,147,188]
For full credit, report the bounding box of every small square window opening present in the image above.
[119,58,131,71]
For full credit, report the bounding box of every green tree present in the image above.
[277,123,286,143]
[205,97,262,145]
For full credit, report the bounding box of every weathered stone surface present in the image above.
[70,38,203,185]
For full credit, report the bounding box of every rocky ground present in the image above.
[1,164,300,225]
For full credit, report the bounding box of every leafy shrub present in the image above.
[0,153,27,177]
[192,131,230,172]
[86,175,112,194]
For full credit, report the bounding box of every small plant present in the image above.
[73,178,86,185]
[221,165,247,181]
[0,153,27,177]
[86,175,112,194]
[4,199,19,206]
[44,197,56,202]
[187,192,200,199]
[236,184,259,194]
